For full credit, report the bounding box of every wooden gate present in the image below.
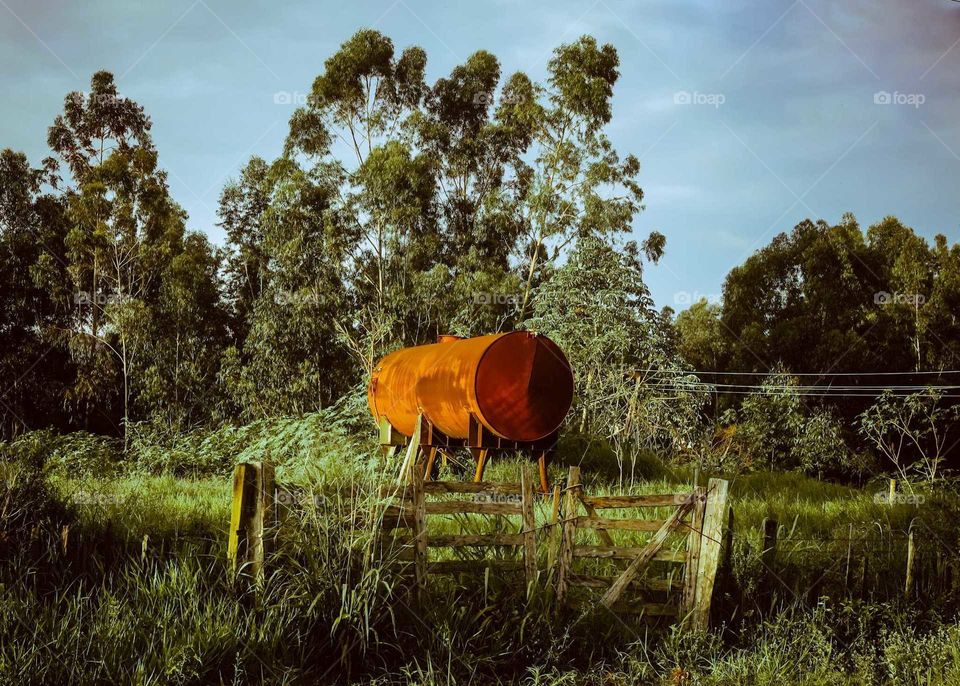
[554,466,728,629]
[376,464,539,601]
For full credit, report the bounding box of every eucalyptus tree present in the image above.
[218,156,354,420]
[0,150,72,437]
[504,36,650,321]
[46,71,225,438]
[284,30,431,369]
[529,237,701,480]
[857,388,959,483]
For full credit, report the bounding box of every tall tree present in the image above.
[46,71,224,438]
[218,156,354,419]
[285,29,431,369]
[0,150,72,438]
[507,36,648,321]
[530,237,701,479]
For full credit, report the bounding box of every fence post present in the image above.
[408,455,428,605]
[760,517,778,608]
[905,524,916,600]
[546,484,562,571]
[555,466,581,607]
[521,465,537,597]
[692,478,729,631]
[227,461,275,584]
[397,414,423,484]
[888,479,897,505]
[681,487,706,620]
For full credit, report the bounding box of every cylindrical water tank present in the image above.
[368,331,574,442]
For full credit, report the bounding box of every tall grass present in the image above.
[3,413,960,684]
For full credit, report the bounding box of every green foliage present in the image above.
[531,237,704,477]
[3,447,959,684]
[126,391,373,478]
[0,437,72,546]
[43,71,228,436]
[0,150,72,439]
[724,371,850,474]
[0,428,121,478]
[675,298,728,372]
[857,388,960,482]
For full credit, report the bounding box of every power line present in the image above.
[650,390,960,398]
[634,368,960,377]
[655,381,960,391]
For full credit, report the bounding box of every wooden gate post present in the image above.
[406,435,428,605]
[521,465,538,596]
[691,478,729,631]
[681,487,706,618]
[397,414,423,484]
[228,461,276,583]
[546,484,562,571]
[555,466,581,607]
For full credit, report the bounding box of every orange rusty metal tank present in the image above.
[368,331,574,442]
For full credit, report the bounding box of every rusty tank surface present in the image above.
[368,331,574,443]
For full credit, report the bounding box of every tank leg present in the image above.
[537,452,549,493]
[473,449,489,482]
[423,447,438,481]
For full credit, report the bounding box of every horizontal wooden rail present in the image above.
[570,574,680,593]
[569,598,677,616]
[431,534,525,547]
[383,500,521,520]
[430,559,523,574]
[573,545,685,562]
[383,532,525,548]
[581,494,691,509]
[577,516,674,532]
[425,501,522,515]
[381,481,524,498]
[396,559,525,575]
[380,511,414,529]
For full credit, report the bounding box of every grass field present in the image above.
[3,414,960,684]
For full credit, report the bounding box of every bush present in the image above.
[1,429,122,478]
[0,440,72,559]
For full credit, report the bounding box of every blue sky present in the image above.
[3,0,960,310]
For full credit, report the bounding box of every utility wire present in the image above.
[653,381,960,391]
[634,368,960,377]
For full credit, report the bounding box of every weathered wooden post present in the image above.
[397,414,423,484]
[888,479,897,505]
[843,523,854,595]
[760,517,778,608]
[546,484,562,571]
[904,524,916,600]
[691,478,730,631]
[227,461,276,583]
[520,465,538,596]
[681,487,706,619]
[555,466,581,607]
